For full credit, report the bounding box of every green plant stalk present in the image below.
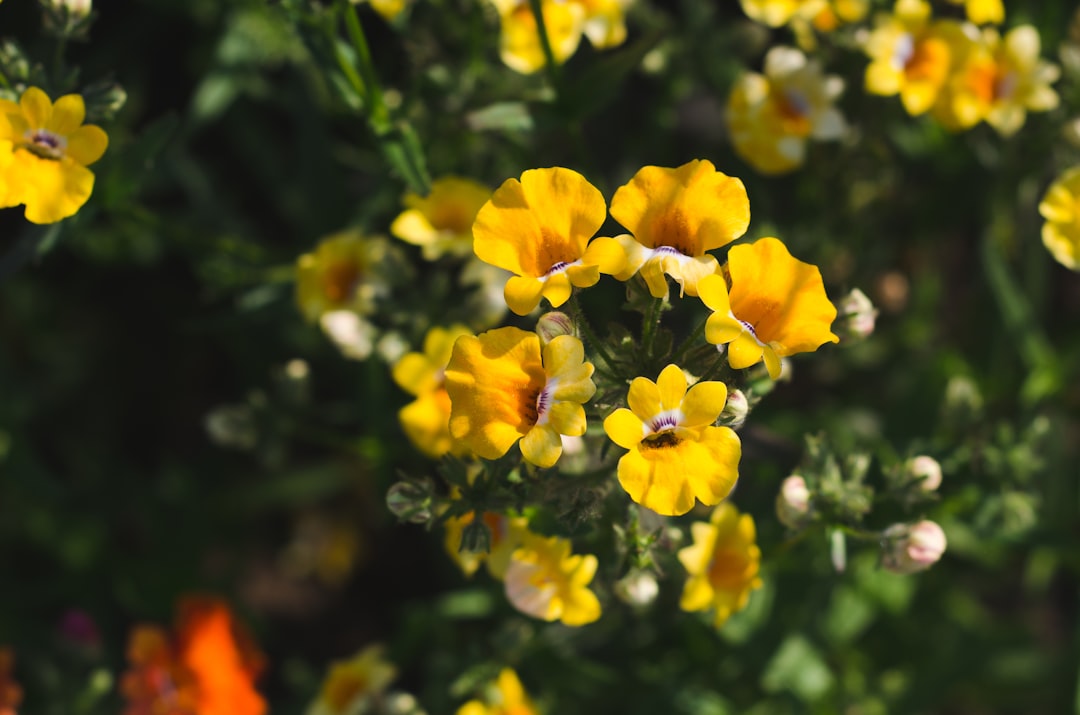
[342,1,388,128]
[526,0,562,90]
[670,313,709,365]
[570,293,620,377]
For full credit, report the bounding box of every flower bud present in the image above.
[776,475,812,529]
[54,0,92,17]
[614,570,659,608]
[882,520,947,575]
[718,389,749,429]
[385,479,434,524]
[906,455,942,492]
[536,311,576,344]
[835,288,877,342]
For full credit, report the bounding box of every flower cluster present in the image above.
[678,503,763,627]
[0,86,108,224]
[120,597,266,715]
[489,0,631,74]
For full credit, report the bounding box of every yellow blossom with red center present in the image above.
[457,668,539,715]
[1039,166,1080,271]
[444,510,530,578]
[393,324,474,458]
[863,0,957,116]
[677,502,763,627]
[934,25,1059,136]
[0,86,108,224]
[296,230,390,322]
[307,645,397,715]
[699,237,838,379]
[603,364,741,516]
[445,327,595,468]
[472,167,624,315]
[727,47,847,176]
[391,177,492,260]
[504,532,601,626]
[610,160,750,299]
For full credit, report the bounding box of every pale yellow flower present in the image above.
[307,645,396,715]
[504,533,601,626]
[490,0,586,74]
[391,177,491,260]
[1039,166,1080,271]
[456,668,539,715]
[678,502,763,627]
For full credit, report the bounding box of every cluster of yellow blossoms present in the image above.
[373,159,835,629]
[0,86,108,224]
[489,0,631,74]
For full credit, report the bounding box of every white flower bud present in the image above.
[835,287,877,342]
[882,520,947,575]
[907,455,942,492]
[776,475,812,529]
[614,570,659,608]
[536,311,576,344]
[718,389,749,429]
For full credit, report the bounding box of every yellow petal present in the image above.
[19,87,52,129]
[697,273,731,313]
[520,424,563,467]
[610,159,750,254]
[46,94,86,135]
[616,443,698,516]
[541,271,574,307]
[581,235,628,274]
[727,334,764,370]
[639,256,671,299]
[655,364,688,410]
[392,351,438,395]
[681,381,728,427]
[688,426,741,505]
[604,408,645,449]
[546,401,586,437]
[565,262,600,288]
[504,275,545,315]
[66,125,108,166]
[626,375,662,421]
[16,153,94,224]
[398,391,456,458]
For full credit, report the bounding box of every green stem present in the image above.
[570,293,619,376]
[0,66,12,91]
[526,0,561,91]
[642,296,661,360]
[670,312,708,365]
[342,1,389,128]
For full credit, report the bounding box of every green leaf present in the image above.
[761,634,835,702]
[559,30,665,121]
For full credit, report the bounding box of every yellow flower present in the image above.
[935,25,1059,136]
[444,511,530,579]
[393,325,474,458]
[504,532,601,626]
[609,160,750,299]
[360,0,407,22]
[1038,166,1080,271]
[0,86,108,224]
[445,327,595,468]
[295,230,389,323]
[457,668,539,715]
[578,0,632,49]
[307,645,396,715]
[943,0,1003,25]
[699,238,838,379]
[739,0,825,27]
[391,177,491,260]
[490,0,586,74]
[677,502,763,627]
[603,364,741,517]
[726,47,847,176]
[472,167,624,315]
[863,0,956,116]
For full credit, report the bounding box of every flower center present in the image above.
[647,410,681,434]
[545,261,571,276]
[323,262,361,304]
[708,547,752,590]
[23,128,67,159]
[534,379,557,425]
[892,33,915,69]
[650,209,694,255]
[993,70,1018,101]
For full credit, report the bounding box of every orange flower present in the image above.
[0,647,22,715]
[121,597,266,715]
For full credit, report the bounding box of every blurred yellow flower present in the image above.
[863,0,956,116]
[579,0,632,48]
[295,230,389,322]
[354,0,407,22]
[727,47,847,176]
[0,86,108,224]
[610,159,750,299]
[472,167,623,315]
[1039,166,1080,271]
[444,511,529,578]
[445,327,595,468]
[391,177,491,261]
[457,668,539,715]
[739,0,824,27]
[603,364,741,516]
[678,502,762,627]
[393,324,474,458]
[490,0,586,74]
[935,25,1059,136]
[308,645,396,715]
[504,532,601,626]
[699,237,838,379]
[943,0,1003,25]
